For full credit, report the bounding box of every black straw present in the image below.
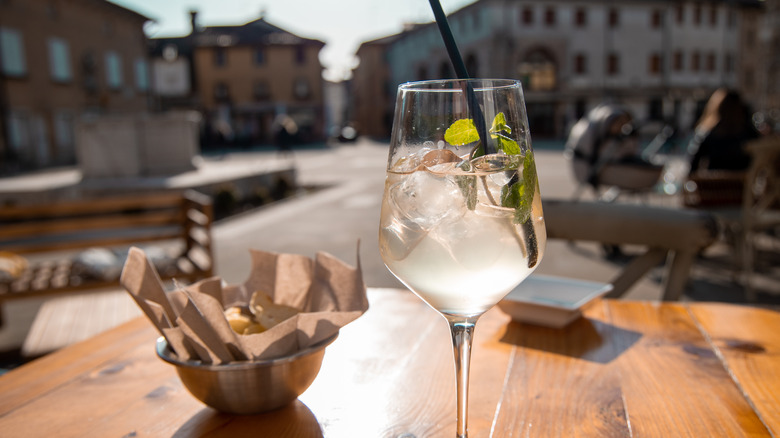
[428,0,468,79]
[427,0,494,155]
[429,0,536,269]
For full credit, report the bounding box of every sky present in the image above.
[108,0,476,82]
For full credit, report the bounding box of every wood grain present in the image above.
[0,291,777,438]
[491,301,631,437]
[607,301,770,437]
[688,303,780,436]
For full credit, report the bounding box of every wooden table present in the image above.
[1,288,778,437]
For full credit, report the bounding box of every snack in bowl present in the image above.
[250,291,300,330]
[224,290,301,335]
[224,306,256,334]
[156,332,338,414]
[120,246,369,414]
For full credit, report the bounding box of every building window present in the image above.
[574,8,587,27]
[727,9,736,28]
[573,53,587,74]
[465,53,478,78]
[651,10,663,29]
[724,53,734,73]
[518,48,556,91]
[53,110,74,150]
[471,11,480,31]
[521,7,533,25]
[214,47,226,67]
[676,4,685,24]
[744,68,754,91]
[82,52,98,93]
[0,27,27,77]
[295,46,305,65]
[253,81,270,101]
[691,52,700,71]
[607,53,619,75]
[706,53,716,72]
[46,1,60,19]
[48,37,71,82]
[214,82,229,101]
[293,78,310,100]
[254,47,265,65]
[649,53,663,75]
[7,111,29,151]
[545,7,556,26]
[648,98,664,121]
[134,58,148,91]
[673,51,684,71]
[417,65,428,81]
[104,51,122,89]
[575,99,587,119]
[746,28,756,46]
[608,8,619,28]
[439,60,453,79]
[693,3,702,26]
[709,6,718,26]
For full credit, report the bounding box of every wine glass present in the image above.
[378,79,546,437]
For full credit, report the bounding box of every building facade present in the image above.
[0,0,150,171]
[350,34,399,139]
[151,13,327,148]
[354,0,768,140]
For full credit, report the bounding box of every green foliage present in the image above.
[445,112,520,155]
[454,161,477,210]
[444,112,535,223]
[444,119,480,146]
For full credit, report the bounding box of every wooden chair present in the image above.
[733,136,780,300]
[682,135,780,301]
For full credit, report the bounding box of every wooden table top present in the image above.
[1,288,778,437]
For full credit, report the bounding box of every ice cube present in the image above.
[380,215,427,261]
[470,153,522,172]
[432,213,505,270]
[390,145,433,172]
[389,171,466,229]
[470,153,522,205]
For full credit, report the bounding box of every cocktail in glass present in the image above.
[379,79,546,437]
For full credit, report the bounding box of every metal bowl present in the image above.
[156,333,338,414]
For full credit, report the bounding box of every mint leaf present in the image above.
[488,113,521,155]
[495,133,521,155]
[491,113,511,134]
[517,151,538,223]
[499,151,537,224]
[442,115,533,219]
[500,179,522,208]
[445,119,480,146]
[455,161,477,210]
[446,113,520,155]
[455,175,477,210]
[522,151,538,200]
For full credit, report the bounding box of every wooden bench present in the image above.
[0,190,214,326]
[543,199,719,301]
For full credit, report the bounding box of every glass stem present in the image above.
[446,316,478,438]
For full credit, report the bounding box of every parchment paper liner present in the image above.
[120,245,368,364]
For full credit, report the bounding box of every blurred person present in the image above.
[687,88,759,175]
[566,104,662,191]
[565,104,664,259]
[272,113,298,158]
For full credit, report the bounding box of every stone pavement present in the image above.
[1,138,778,366]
